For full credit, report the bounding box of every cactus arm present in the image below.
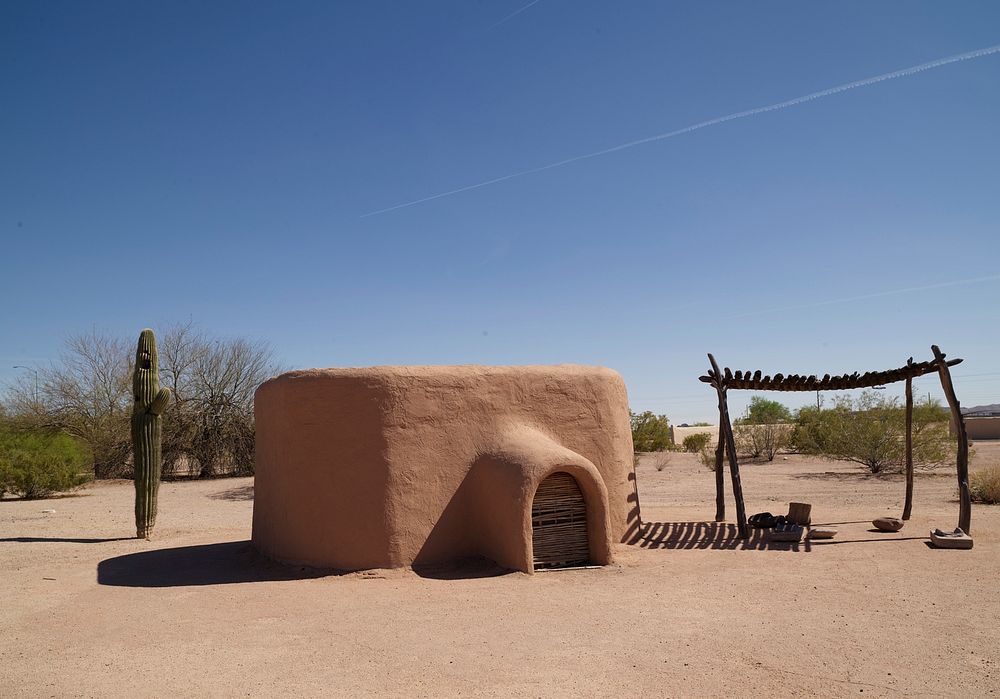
[149,387,171,416]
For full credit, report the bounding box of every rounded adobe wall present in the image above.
[251,365,636,573]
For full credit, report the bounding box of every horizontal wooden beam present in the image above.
[699,357,961,392]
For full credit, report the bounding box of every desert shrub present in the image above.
[733,425,759,459]
[678,432,718,471]
[791,405,833,455]
[733,424,794,461]
[682,432,711,453]
[970,467,1000,504]
[630,410,673,452]
[650,452,671,472]
[0,428,90,499]
[699,440,720,471]
[792,392,953,474]
[741,396,792,424]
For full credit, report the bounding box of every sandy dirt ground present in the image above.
[2,444,999,698]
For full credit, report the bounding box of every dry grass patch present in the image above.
[970,466,1000,504]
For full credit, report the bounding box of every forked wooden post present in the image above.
[714,432,725,522]
[708,353,748,538]
[902,369,914,520]
[932,345,971,534]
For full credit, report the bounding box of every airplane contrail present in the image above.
[727,273,1000,319]
[489,0,543,30]
[361,43,1000,218]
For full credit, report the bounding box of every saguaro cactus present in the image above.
[132,328,171,539]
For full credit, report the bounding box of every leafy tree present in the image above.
[741,397,792,425]
[910,399,954,466]
[630,410,673,452]
[791,391,953,474]
[734,396,792,461]
[158,323,277,477]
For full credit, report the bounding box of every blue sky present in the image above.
[2,1,999,422]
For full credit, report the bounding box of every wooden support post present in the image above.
[902,375,914,520]
[714,430,725,522]
[932,345,971,534]
[708,353,748,538]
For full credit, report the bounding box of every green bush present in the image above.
[970,467,1000,504]
[791,392,953,474]
[630,410,673,452]
[0,429,91,499]
[682,432,711,453]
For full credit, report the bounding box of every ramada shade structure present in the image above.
[699,345,972,539]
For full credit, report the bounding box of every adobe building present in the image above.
[251,365,637,573]
[962,417,1000,440]
[953,406,1000,440]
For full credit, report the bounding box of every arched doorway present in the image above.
[531,471,590,569]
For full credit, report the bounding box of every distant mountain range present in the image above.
[963,404,1000,416]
